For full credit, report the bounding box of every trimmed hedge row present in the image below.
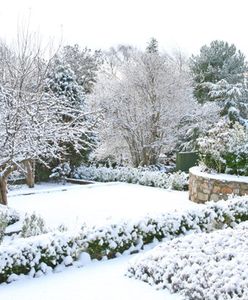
[82,196,248,260]
[1,196,248,284]
[0,231,80,283]
[72,166,188,190]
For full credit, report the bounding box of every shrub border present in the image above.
[1,196,248,284]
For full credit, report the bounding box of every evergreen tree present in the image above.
[60,45,103,94]
[146,38,159,54]
[45,59,92,167]
[190,40,247,103]
[45,59,84,108]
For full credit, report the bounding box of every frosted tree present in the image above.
[0,32,49,189]
[0,85,92,205]
[146,38,159,54]
[59,44,103,94]
[0,32,94,205]
[101,45,134,77]
[91,48,198,166]
[45,58,85,108]
[205,79,248,125]
[190,40,247,103]
[45,58,94,165]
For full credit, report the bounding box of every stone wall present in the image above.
[189,166,248,203]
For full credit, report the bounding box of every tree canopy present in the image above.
[190,40,248,103]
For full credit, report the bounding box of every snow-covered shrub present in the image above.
[73,166,188,190]
[0,231,81,283]
[2,196,248,284]
[79,196,248,260]
[167,171,189,191]
[0,213,7,244]
[21,213,48,238]
[50,163,71,181]
[57,224,68,232]
[0,204,19,226]
[198,120,248,175]
[0,205,19,244]
[127,222,248,300]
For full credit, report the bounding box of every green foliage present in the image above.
[190,40,247,103]
[224,152,248,175]
[35,162,52,182]
[198,120,248,175]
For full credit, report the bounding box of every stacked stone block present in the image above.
[189,167,248,203]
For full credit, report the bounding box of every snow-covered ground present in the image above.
[0,253,183,300]
[8,182,197,229]
[2,182,197,300]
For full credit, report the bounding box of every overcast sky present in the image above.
[0,0,247,56]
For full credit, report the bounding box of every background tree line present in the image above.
[0,30,248,204]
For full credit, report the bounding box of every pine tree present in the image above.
[45,59,85,108]
[45,59,93,167]
[60,45,102,94]
[146,38,159,54]
[190,40,247,103]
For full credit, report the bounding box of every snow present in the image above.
[127,222,248,299]
[0,182,194,300]
[190,166,248,183]
[0,253,183,300]
[8,182,196,229]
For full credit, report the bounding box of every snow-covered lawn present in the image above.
[0,182,195,300]
[8,182,197,229]
[0,252,183,300]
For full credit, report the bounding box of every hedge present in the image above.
[72,166,188,191]
[1,196,248,284]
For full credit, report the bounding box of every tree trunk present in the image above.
[25,160,35,188]
[0,177,8,205]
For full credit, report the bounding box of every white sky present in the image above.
[0,0,247,56]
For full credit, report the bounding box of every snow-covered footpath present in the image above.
[0,182,193,300]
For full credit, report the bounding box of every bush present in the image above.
[73,166,188,191]
[50,162,71,182]
[21,213,48,238]
[0,205,20,245]
[198,120,248,175]
[127,222,248,300]
[0,231,80,283]
[2,196,248,284]
[0,204,19,226]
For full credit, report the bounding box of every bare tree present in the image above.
[90,48,196,166]
[0,30,93,205]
